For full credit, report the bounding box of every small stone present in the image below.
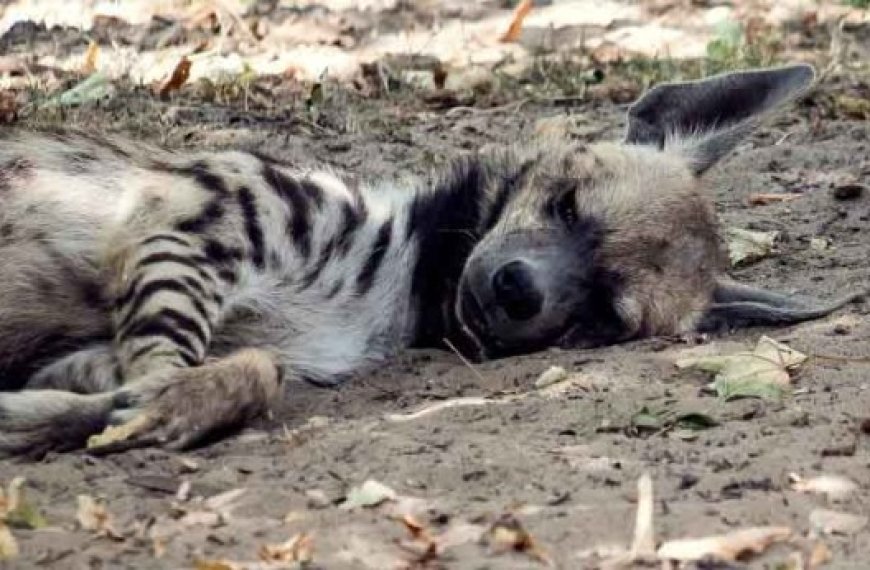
[305,489,331,509]
[178,457,200,473]
[833,323,852,335]
[831,183,865,200]
[535,365,568,388]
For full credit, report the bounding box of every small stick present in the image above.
[442,337,486,383]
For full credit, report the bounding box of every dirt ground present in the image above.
[1,2,870,569]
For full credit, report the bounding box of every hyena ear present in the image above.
[624,64,815,175]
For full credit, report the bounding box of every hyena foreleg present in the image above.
[0,349,282,456]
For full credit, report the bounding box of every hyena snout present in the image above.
[490,260,544,321]
[458,239,580,355]
[459,256,547,343]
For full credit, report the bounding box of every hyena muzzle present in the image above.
[0,63,862,457]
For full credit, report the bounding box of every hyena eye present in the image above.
[555,191,579,227]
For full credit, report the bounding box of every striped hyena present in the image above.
[0,63,860,456]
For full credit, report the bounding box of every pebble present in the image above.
[831,183,866,200]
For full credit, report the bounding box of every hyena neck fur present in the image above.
[402,150,532,357]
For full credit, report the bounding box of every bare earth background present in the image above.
[0,0,870,568]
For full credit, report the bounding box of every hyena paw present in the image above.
[88,349,283,453]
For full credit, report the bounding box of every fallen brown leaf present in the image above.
[657,526,792,562]
[81,41,99,74]
[486,513,552,566]
[500,0,533,43]
[156,56,192,98]
[0,523,18,560]
[0,91,18,124]
[809,541,832,569]
[258,532,314,563]
[395,514,440,565]
[76,495,123,540]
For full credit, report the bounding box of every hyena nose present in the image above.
[491,260,543,321]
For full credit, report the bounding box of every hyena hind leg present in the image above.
[697,278,867,332]
[0,389,116,458]
[26,345,122,394]
[0,348,284,458]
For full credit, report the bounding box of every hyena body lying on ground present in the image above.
[0,64,861,456]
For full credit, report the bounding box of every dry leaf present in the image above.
[500,0,533,42]
[82,41,99,74]
[676,336,805,400]
[43,73,113,108]
[195,561,235,570]
[809,541,832,568]
[341,479,396,510]
[157,56,192,98]
[657,526,792,562]
[810,237,831,251]
[726,227,780,267]
[748,192,802,206]
[3,477,46,529]
[77,495,123,540]
[258,533,314,563]
[0,91,18,124]
[809,509,868,536]
[789,473,858,500]
[486,513,552,566]
[0,523,18,560]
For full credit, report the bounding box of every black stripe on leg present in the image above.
[356,218,393,296]
[335,200,367,256]
[175,201,225,234]
[150,307,209,346]
[203,239,243,265]
[128,340,163,364]
[135,252,210,271]
[298,237,337,291]
[139,234,192,248]
[117,279,210,331]
[119,318,202,362]
[237,187,266,268]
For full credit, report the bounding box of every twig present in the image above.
[444,98,530,118]
[442,337,485,383]
[384,396,511,423]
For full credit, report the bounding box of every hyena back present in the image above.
[0,63,860,456]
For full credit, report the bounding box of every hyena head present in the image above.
[457,64,815,357]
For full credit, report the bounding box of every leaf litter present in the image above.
[76,494,124,541]
[0,477,49,560]
[580,473,848,567]
[725,227,781,267]
[676,335,807,401]
[789,473,858,500]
